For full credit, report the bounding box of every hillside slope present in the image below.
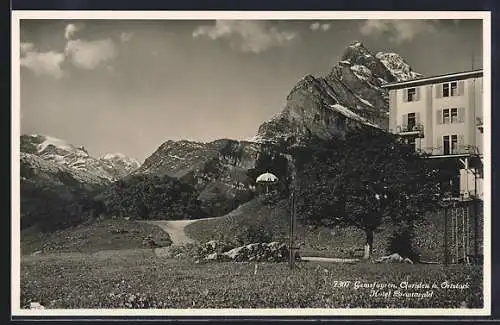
[184,196,449,262]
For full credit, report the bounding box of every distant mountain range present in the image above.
[20,134,140,185]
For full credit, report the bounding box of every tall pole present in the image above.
[292,188,297,268]
[287,154,297,272]
[473,167,479,264]
[444,206,449,266]
[289,191,295,271]
[462,204,466,263]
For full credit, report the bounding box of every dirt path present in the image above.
[138,218,218,245]
[300,256,360,264]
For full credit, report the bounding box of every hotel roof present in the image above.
[381,69,483,89]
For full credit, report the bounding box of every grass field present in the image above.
[20,254,483,309]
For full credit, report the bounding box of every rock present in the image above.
[29,302,45,309]
[205,253,218,260]
[197,240,235,257]
[375,253,414,264]
[403,257,414,264]
[196,240,293,263]
[224,246,247,260]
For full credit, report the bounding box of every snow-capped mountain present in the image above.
[99,153,141,180]
[20,152,107,187]
[20,134,140,182]
[375,52,423,81]
[253,41,422,144]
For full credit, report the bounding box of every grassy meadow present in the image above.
[20,252,482,309]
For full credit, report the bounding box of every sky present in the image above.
[18,18,484,162]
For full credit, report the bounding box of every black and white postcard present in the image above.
[11,10,492,318]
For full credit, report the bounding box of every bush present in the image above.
[240,224,274,244]
[101,174,207,220]
[386,223,420,262]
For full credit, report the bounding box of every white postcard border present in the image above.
[11,10,492,317]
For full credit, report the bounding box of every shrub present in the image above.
[386,223,420,262]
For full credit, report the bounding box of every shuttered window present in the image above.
[450,108,458,123]
[443,135,450,155]
[441,80,464,97]
[440,107,465,124]
[407,113,416,131]
[443,109,450,124]
[436,85,442,98]
[407,88,417,102]
[436,109,443,124]
[458,107,465,123]
[442,134,464,155]
[451,135,458,154]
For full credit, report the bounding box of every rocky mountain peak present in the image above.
[375,51,423,81]
[253,41,422,145]
[338,42,397,83]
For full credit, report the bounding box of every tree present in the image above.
[296,127,443,259]
[101,174,207,220]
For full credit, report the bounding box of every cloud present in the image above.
[310,22,320,31]
[321,23,331,31]
[20,42,35,54]
[21,23,119,78]
[192,20,297,54]
[65,38,117,70]
[64,23,83,40]
[359,20,438,44]
[20,44,65,79]
[310,22,331,32]
[120,31,134,42]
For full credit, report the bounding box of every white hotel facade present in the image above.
[382,69,484,201]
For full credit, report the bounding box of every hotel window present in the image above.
[442,81,458,97]
[438,107,464,124]
[443,134,458,155]
[407,88,417,102]
[443,109,450,124]
[450,108,458,123]
[407,113,416,131]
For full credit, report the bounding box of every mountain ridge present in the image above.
[20,134,140,182]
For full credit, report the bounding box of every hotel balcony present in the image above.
[420,145,481,157]
[395,123,424,138]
